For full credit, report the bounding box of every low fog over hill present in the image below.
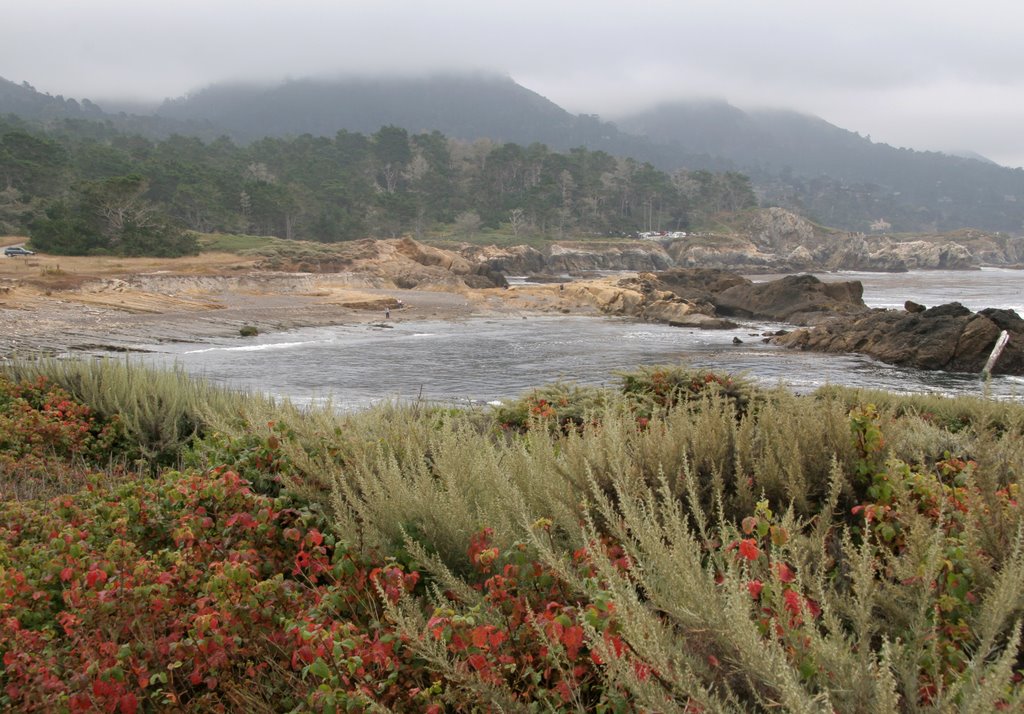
[157,75,1024,234]
[3,73,1024,233]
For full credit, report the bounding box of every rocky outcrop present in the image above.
[463,266,509,289]
[827,236,909,272]
[745,207,820,253]
[568,274,736,329]
[712,274,869,325]
[773,303,1024,375]
[545,243,674,272]
[891,241,976,270]
[258,237,501,290]
[898,231,1024,267]
[650,268,752,303]
[565,270,869,329]
[827,237,979,272]
[643,302,737,329]
[668,208,848,272]
[395,237,473,273]
[665,239,798,273]
[263,215,1021,285]
[452,211,1024,275]
[461,241,675,274]
[460,244,548,275]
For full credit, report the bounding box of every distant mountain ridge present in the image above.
[616,100,1003,186]
[0,76,107,121]
[0,75,221,140]
[154,74,683,166]
[158,75,572,144]
[3,73,1023,233]
[616,100,1024,233]
[152,76,1024,233]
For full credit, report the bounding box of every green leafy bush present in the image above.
[492,382,611,433]
[618,363,758,417]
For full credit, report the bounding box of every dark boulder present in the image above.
[712,274,868,325]
[980,308,1024,332]
[651,268,752,302]
[463,266,509,289]
[923,302,972,319]
[773,302,1024,375]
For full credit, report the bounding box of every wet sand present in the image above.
[0,243,609,356]
[0,277,593,356]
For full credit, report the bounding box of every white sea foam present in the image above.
[183,340,314,354]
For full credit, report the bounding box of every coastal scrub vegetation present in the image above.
[0,115,755,255]
[1,359,1022,711]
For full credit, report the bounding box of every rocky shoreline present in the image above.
[571,268,1023,376]
[3,226,1022,376]
[465,209,1024,276]
[0,282,587,356]
[772,303,1024,376]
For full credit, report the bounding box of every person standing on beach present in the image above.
[385,307,391,319]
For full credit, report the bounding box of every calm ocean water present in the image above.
[121,269,1024,409]
[753,268,1023,314]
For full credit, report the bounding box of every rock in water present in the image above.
[773,302,1024,375]
[712,274,868,325]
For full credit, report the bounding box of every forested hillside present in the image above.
[0,76,217,142]
[618,101,1024,233]
[159,75,575,146]
[0,115,755,255]
[154,77,1024,234]
[7,72,1024,239]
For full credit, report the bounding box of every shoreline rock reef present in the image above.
[3,221,1022,376]
[773,302,1024,376]
[465,208,1024,275]
[566,269,869,328]
[559,268,1024,376]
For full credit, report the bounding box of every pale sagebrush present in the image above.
[584,466,830,712]
[4,357,260,462]
[332,412,588,560]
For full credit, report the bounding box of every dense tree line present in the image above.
[0,115,755,255]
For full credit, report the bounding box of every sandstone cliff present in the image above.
[565,274,737,329]
[254,238,508,290]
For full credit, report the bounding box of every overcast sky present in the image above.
[4,1,1024,168]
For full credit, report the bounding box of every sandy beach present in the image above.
[0,249,596,356]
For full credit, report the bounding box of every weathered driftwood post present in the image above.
[982,330,1010,378]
